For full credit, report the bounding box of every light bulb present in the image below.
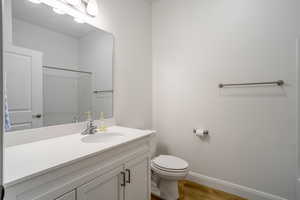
[28,0,42,4]
[74,17,85,24]
[86,0,98,17]
[53,7,66,15]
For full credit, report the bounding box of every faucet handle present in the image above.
[72,116,79,123]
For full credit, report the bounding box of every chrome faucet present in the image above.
[81,112,97,135]
[82,119,98,135]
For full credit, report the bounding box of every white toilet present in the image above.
[151,155,189,200]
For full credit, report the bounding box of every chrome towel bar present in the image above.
[93,90,114,94]
[219,80,284,88]
[43,66,92,74]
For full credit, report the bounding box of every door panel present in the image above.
[4,45,43,131]
[56,190,76,200]
[124,156,150,200]
[5,52,31,109]
[77,166,124,200]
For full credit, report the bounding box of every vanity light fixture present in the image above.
[28,0,42,4]
[74,17,85,23]
[27,0,97,22]
[53,7,66,15]
[86,0,98,17]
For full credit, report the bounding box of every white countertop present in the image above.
[4,126,154,187]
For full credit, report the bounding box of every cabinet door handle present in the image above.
[0,185,5,200]
[33,114,42,119]
[121,172,126,187]
[125,169,131,184]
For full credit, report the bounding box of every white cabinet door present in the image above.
[77,166,124,200]
[124,156,150,200]
[4,45,43,131]
[56,190,76,200]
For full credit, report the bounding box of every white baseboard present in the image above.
[186,171,288,200]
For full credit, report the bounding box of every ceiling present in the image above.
[12,0,97,38]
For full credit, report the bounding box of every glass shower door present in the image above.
[43,66,92,126]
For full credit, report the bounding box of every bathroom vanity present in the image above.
[4,126,154,200]
[1,1,156,200]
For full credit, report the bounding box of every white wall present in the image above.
[12,18,79,69]
[79,31,113,92]
[79,30,113,118]
[92,0,152,129]
[3,0,12,45]
[152,0,299,199]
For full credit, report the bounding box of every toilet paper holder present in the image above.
[193,128,209,136]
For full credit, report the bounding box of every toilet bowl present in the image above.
[151,155,189,200]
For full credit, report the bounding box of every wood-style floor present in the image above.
[151,195,162,200]
[151,180,247,200]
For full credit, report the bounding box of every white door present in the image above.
[56,190,76,200]
[77,166,124,200]
[4,45,43,131]
[124,156,150,200]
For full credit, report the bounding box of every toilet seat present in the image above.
[151,162,188,179]
[151,155,189,180]
[151,162,188,173]
[151,162,187,173]
[152,155,189,171]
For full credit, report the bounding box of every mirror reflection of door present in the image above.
[4,45,43,131]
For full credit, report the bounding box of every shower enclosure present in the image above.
[43,66,93,126]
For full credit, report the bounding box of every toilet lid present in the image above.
[151,162,188,173]
[152,155,188,170]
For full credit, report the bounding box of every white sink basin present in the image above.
[81,132,125,143]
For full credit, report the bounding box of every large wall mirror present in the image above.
[4,0,114,132]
